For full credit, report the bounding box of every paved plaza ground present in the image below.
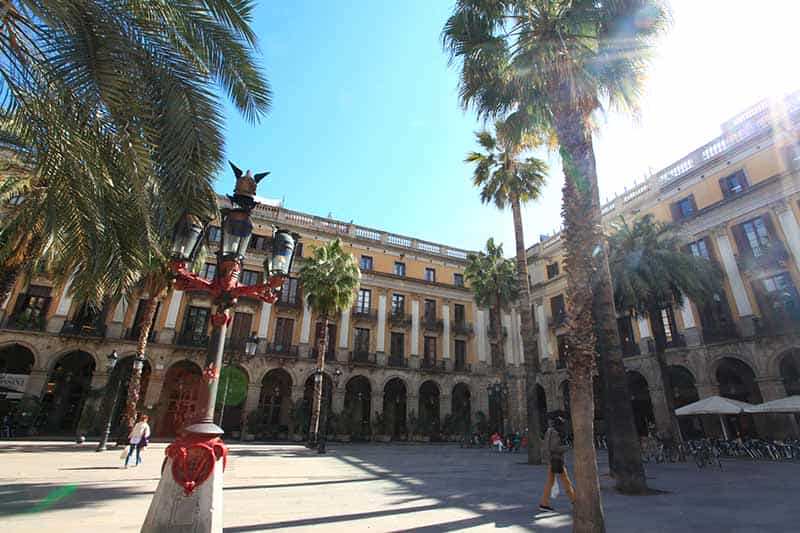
[0,440,798,532]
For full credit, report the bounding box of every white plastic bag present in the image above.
[120,447,129,460]
[550,478,560,499]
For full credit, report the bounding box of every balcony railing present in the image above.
[60,320,106,338]
[421,358,446,372]
[349,350,376,364]
[5,314,46,332]
[311,347,337,362]
[453,360,471,373]
[548,311,568,329]
[387,354,408,368]
[646,334,687,353]
[422,317,444,333]
[754,313,800,337]
[352,307,378,321]
[177,331,210,348]
[389,310,411,328]
[701,322,740,344]
[276,296,303,309]
[266,343,299,357]
[451,320,474,336]
[125,327,158,342]
[736,241,790,272]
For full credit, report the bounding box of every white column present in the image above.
[410,300,420,356]
[112,299,127,323]
[299,297,312,344]
[503,312,514,364]
[715,232,754,317]
[164,290,184,329]
[777,206,800,271]
[338,309,350,348]
[536,304,551,359]
[376,294,388,353]
[442,303,451,361]
[257,302,272,338]
[475,309,488,363]
[679,300,696,329]
[637,315,652,338]
[54,276,75,317]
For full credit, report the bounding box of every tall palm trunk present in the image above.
[309,317,329,444]
[120,297,158,432]
[510,195,542,465]
[490,300,506,433]
[0,264,21,312]
[0,235,38,313]
[561,171,606,533]
[552,101,647,496]
[647,306,682,443]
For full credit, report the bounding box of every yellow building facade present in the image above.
[527,93,800,438]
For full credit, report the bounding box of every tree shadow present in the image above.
[0,482,153,517]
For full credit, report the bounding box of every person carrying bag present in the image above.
[538,416,575,512]
[123,414,151,469]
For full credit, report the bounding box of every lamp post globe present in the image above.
[266,229,299,277]
[244,335,259,356]
[170,214,206,263]
[221,209,253,260]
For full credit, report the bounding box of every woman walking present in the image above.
[124,414,151,468]
[539,416,575,512]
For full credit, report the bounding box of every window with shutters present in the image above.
[739,217,771,257]
[546,262,560,279]
[454,303,465,324]
[550,294,566,327]
[200,263,217,280]
[207,226,222,243]
[354,327,370,354]
[10,285,51,330]
[390,332,405,357]
[753,272,800,330]
[391,294,405,315]
[181,306,210,345]
[673,196,696,220]
[394,262,406,277]
[424,268,436,282]
[240,270,260,286]
[360,255,373,271]
[279,278,300,305]
[453,273,464,287]
[454,339,467,370]
[720,169,749,198]
[356,288,372,313]
[688,238,711,259]
[273,318,294,350]
[423,336,437,364]
[423,299,436,321]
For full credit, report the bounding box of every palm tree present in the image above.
[464,238,519,435]
[608,215,722,444]
[465,122,547,464]
[444,2,670,517]
[0,0,270,304]
[298,239,361,449]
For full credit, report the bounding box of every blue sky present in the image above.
[217,0,800,253]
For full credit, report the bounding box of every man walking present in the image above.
[539,416,575,512]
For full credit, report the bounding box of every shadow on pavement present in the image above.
[0,482,153,517]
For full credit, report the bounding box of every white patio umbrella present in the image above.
[744,396,800,414]
[675,396,753,439]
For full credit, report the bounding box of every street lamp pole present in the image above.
[96,350,120,452]
[316,367,341,454]
[142,164,299,533]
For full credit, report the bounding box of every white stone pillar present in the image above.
[337,308,350,361]
[377,294,388,356]
[256,302,272,354]
[157,289,184,344]
[442,303,451,368]
[299,296,312,358]
[503,312,514,365]
[777,204,800,271]
[715,231,755,335]
[679,299,701,346]
[637,315,652,354]
[410,300,420,356]
[46,276,74,332]
[535,304,551,359]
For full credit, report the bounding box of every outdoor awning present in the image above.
[675,395,752,416]
[744,396,800,414]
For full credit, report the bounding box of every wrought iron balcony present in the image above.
[176,331,209,348]
[5,313,46,332]
[276,295,303,309]
[453,360,471,373]
[387,354,408,368]
[60,320,106,338]
[349,350,376,364]
[267,343,299,357]
[701,322,740,344]
[352,306,378,321]
[754,313,800,337]
[125,327,158,342]
[389,310,411,328]
[311,346,337,362]
[451,320,474,336]
[421,358,446,372]
[736,241,790,272]
[422,317,443,332]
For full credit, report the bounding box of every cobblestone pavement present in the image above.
[1,440,798,532]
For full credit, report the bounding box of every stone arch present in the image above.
[418,380,441,438]
[155,360,204,437]
[778,348,800,396]
[626,370,655,436]
[709,353,757,384]
[381,374,409,392]
[0,341,38,372]
[47,347,101,375]
[39,350,96,434]
[383,377,407,438]
[451,382,471,435]
[344,375,372,439]
[106,355,153,436]
[259,368,294,433]
[669,364,702,439]
[256,364,299,390]
[716,356,762,438]
[303,372,334,435]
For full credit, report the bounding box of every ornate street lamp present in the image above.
[96,350,120,452]
[487,381,509,435]
[317,367,342,454]
[244,334,260,357]
[142,164,300,533]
